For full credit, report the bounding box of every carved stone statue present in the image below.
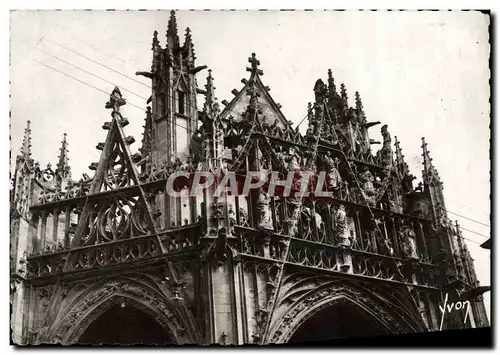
[256,190,273,229]
[287,148,301,171]
[399,228,418,259]
[335,205,350,247]
[378,124,393,171]
[227,204,236,226]
[324,153,342,192]
[358,167,376,206]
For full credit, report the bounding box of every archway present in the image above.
[77,303,173,345]
[287,301,390,344]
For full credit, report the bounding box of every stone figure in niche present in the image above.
[399,227,418,259]
[358,167,377,206]
[227,204,236,226]
[287,148,301,171]
[351,120,363,154]
[286,200,301,236]
[256,189,273,230]
[324,152,342,192]
[239,207,249,226]
[335,204,350,247]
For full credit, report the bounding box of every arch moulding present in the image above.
[41,277,197,345]
[266,283,421,344]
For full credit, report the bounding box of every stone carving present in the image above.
[256,190,273,229]
[399,228,419,259]
[335,205,350,247]
[323,153,342,192]
[49,279,194,345]
[358,167,377,206]
[270,284,413,344]
[377,124,393,171]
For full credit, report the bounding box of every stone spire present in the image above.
[167,10,180,49]
[183,27,195,68]
[421,137,447,225]
[394,136,409,177]
[327,69,336,99]
[203,69,220,118]
[55,133,71,181]
[19,120,32,161]
[140,106,153,156]
[354,91,366,123]
[421,137,442,187]
[152,30,159,50]
[340,83,348,102]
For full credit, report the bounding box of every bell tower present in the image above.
[137,10,206,166]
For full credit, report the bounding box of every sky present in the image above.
[10,10,491,321]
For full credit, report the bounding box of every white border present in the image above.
[3,1,497,354]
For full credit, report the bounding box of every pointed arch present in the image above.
[267,281,426,344]
[43,276,199,345]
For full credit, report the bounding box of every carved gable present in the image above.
[221,74,291,132]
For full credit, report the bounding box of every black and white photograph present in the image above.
[8,8,492,347]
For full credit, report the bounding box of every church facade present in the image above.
[10,11,489,345]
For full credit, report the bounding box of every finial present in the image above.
[246,53,264,76]
[56,132,71,181]
[313,79,327,103]
[167,10,180,48]
[20,120,32,159]
[183,27,195,64]
[152,30,159,49]
[203,69,220,117]
[421,137,441,186]
[327,69,336,97]
[340,83,348,102]
[355,91,364,113]
[185,27,192,43]
[105,87,126,113]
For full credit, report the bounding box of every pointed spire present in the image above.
[167,10,180,49]
[204,69,220,118]
[340,83,348,102]
[421,137,441,186]
[327,69,336,98]
[394,136,409,176]
[184,27,192,48]
[183,27,195,67]
[20,120,32,160]
[355,91,364,114]
[152,30,159,50]
[140,107,153,155]
[56,133,70,179]
[246,53,264,77]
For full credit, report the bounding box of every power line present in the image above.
[36,47,149,101]
[38,36,214,117]
[33,59,193,134]
[445,209,489,228]
[459,226,489,240]
[34,59,110,96]
[445,198,490,217]
[40,37,151,89]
